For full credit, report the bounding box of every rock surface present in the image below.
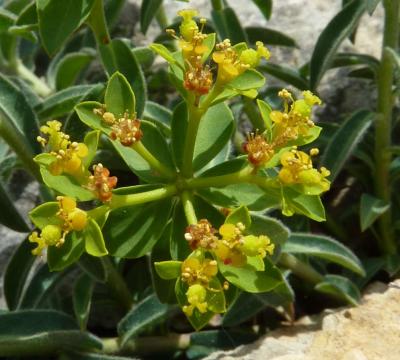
[206,281,400,360]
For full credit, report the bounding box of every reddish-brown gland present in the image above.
[243,133,274,166]
[87,163,118,202]
[110,118,143,146]
[184,219,218,250]
[183,62,213,96]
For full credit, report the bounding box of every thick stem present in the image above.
[181,191,198,225]
[102,334,190,356]
[278,253,323,284]
[132,141,176,180]
[374,0,400,255]
[110,185,177,209]
[102,257,132,311]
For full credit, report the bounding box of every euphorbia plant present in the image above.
[28,9,335,330]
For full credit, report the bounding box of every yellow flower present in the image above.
[213,39,269,84]
[240,235,274,258]
[178,9,199,41]
[29,196,88,256]
[278,148,330,192]
[182,284,208,316]
[38,120,88,177]
[214,223,247,266]
[181,257,218,286]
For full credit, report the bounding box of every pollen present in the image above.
[86,163,118,202]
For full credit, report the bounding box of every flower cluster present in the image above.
[37,120,88,177]
[279,147,331,191]
[86,163,118,202]
[94,108,143,146]
[29,196,87,255]
[184,220,274,266]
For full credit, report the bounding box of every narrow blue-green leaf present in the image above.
[367,0,380,14]
[282,233,365,275]
[73,274,94,330]
[211,7,247,44]
[78,253,108,283]
[259,64,308,90]
[246,26,297,48]
[309,0,366,90]
[118,293,169,345]
[251,0,272,20]
[315,274,361,305]
[0,73,40,154]
[4,238,36,310]
[36,0,96,55]
[360,193,390,232]
[36,84,100,121]
[321,110,373,181]
[0,178,30,232]
[140,0,162,34]
[0,310,102,356]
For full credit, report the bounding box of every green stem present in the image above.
[102,334,190,355]
[0,116,41,181]
[181,191,197,225]
[374,0,400,255]
[110,185,177,209]
[16,61,51,97]
[132,141,176,180]
[181,85,224,178]
[87,0,111,45]
[101,257,132,311]
[279,253,323,284]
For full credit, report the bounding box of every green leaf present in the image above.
[171,102,234,171]
[250,214,290,248]
[223,278,294,326]
[0,73,40,154]
[36,0,95,55]
[282,188,326,222]
[78,253,108,282]
[143,100,172,134]
[73,274,94,330]
[282,233,365,276]
[37,85,102,121]
[175,278,224,331]
[0,310,102,356]
[99,39,147,117]
[246,26,297,48]
[47,232,85,271]
[140,0,162,34]
[251,0,272,20]
[29,201,60,229]
[367,0,380,14]
[149,43,177,64]
[105,72,135,116]
[38,166,95,201]
[103,198,173,258]
[315,274,361,305]
[76,102,174,182]
[226,206,251,229]
[321,110,373,182]
[211,7,247,44]
[154,261,182,280]
[0,178,30,232]
[228,69,265,91]
[84,218,108,256]
[309,0,366,89]
[20,264,72,308]
[118,293,169,345]
[218,257,284,293]
[4,238,36,310]
[82,130,100,168]
[150,224,177,304]
[259,63,308,90]
[53,50,95,90]
[360,193,390,232]
[257,99,272,134]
